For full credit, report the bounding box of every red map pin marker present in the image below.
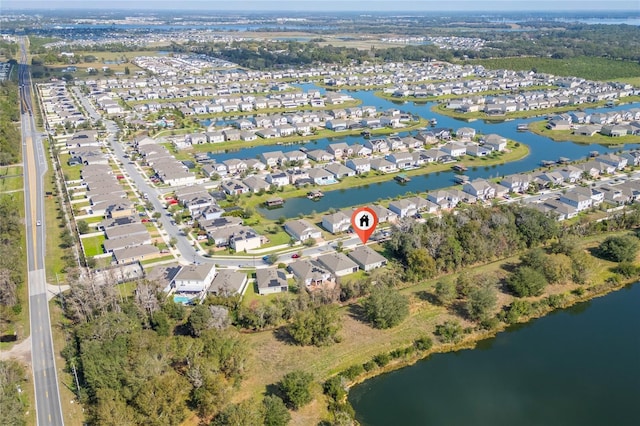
[351,206,378,244]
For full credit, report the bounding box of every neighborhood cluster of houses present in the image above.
[171,184,265,253]
[185,129,507,195]
[546,107,640,138]
[134,137,198,186]
[315,151,640,228]
[40,81,88,128]
[443,76,637,115]
[63,141,163,265]
[169,106,416,148]
[164,242,388,302]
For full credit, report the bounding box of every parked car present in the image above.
[291,253,300,259]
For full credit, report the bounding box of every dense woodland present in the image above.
[0,193,25,338]
[0,80,21,166]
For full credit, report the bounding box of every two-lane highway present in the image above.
[18,37,64,426]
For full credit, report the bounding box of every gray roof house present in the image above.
[316,252,359,277]
[208,269,248,296]
[255,268,289,295]
[284,219,322,241]
[171,263,216,293]
[288,259,335,289]
[347,245,388,271]
[321,211,351,234]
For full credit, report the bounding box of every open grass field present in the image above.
[466,56,640,82]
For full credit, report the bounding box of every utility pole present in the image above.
[71,361,81,399]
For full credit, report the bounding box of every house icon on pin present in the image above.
[359,214,370,228]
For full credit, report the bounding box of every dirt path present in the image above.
[0,336,32,365]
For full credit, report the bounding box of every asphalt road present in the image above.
[19,37,65,426]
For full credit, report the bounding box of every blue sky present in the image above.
[3,0,639,11]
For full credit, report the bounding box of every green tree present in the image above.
[597,235,639,262]
[187,304,212,337]
[133,371,190,426]
[406,248,437,281]
[76,219,90,234]
[279,370,314,410]
[262,395,291,426]
[288,305,341,346]
[0,360,28,426]
[211,399,263,426]
[362,286,409,329]
[466,284,497,322]
[434,279,456,306]
[508,266,547,297]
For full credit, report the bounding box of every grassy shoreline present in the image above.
[431,96,640,122]
[234,229,637,425]
[528,120,640,145]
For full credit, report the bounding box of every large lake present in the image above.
[349,283,640,426]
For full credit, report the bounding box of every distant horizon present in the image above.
[2,0,639,12]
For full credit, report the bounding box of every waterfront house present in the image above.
[284,219,322,242]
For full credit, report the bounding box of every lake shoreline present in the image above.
[342,276,635,393]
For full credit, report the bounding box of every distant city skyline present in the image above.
[2,0,639,12]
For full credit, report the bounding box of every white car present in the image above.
[36,220,41,226]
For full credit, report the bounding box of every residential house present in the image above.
[284,219,322,242]
[308,168,337,185]
[324,163,356,179]
[322,211,351,234]
[316,252,359,277]
[500,174,530,193]
[221,179,249,195]
[347,245,388,271]
[288,259,335,289]
[441,142,467,157]
[559,192,593,212]
[256,268,289,295]
[208,270,248,296]
[171,263,216,293]
[370,158,397,173]
[463,178,496,201]
[345,158,371,174]
[266,172,289,187]
[482,134,508,151]
[388,199,417,218]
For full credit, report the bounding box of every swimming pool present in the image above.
[173,295,193,304]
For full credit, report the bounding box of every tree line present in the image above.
[0,81,21,166]
[0,193,25,338]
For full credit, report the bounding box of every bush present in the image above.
[373,353,390,367]
[614,261,639,278]
[505,300,533,324]
[435,320,463,344]
[362,361,377,372]
[341,364,364,381]
[323,375,347,401]
[414,336,433,351]
[547,294,567,309]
